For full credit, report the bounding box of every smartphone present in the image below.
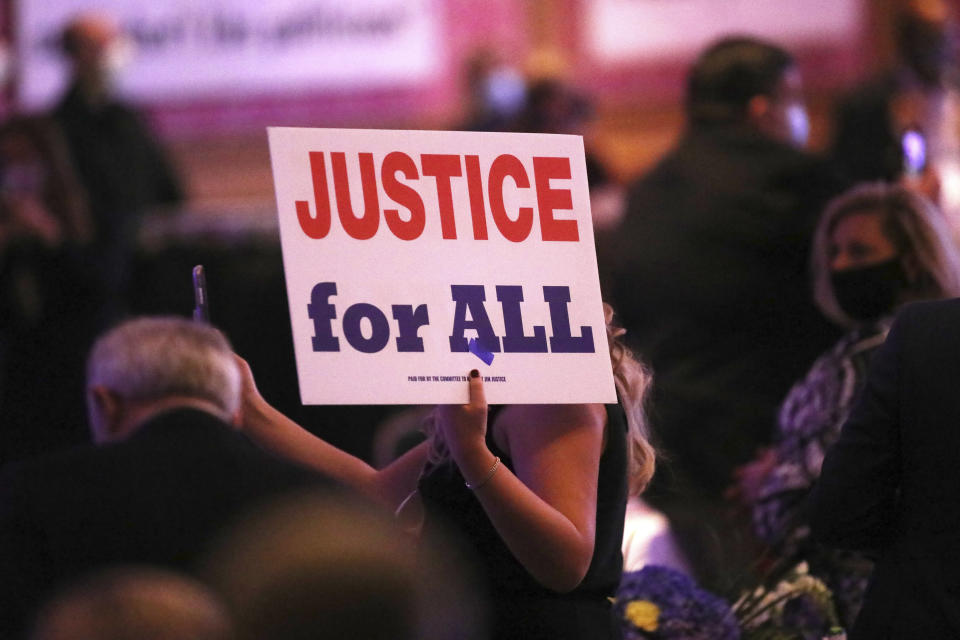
[192,265,210,323]
[902,128,927,176]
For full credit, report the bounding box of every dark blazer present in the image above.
[811,299,960,638]
[53,83,183,236]
[0,407,332,639]
[604,123,841,499]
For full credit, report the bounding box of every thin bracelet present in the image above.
[465,456,501,490]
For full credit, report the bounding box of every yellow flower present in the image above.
[624,600,660,632]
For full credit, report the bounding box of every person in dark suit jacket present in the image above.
[53,13,183,307]
[603,36,842,587]
[811,298,960,638]
[0,316,331,639]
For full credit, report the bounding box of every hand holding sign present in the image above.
[435,369,490,472]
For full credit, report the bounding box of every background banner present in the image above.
[17,0,441,108]
[585,0,860,63]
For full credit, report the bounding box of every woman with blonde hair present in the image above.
[810,181,960,328]
[237,304,654,640]
[735,181,960,629]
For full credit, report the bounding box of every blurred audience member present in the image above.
[512,78,590,136]
[830,0,960,226]
[0,114,93,464]
[460,48,527,132]
[0,116,88,253]
[605,36,842,588]
[0,316,331,639]
[734,182,960,628]
[53,12,183,326]
[203,491,484,640]
[512,77,622,220]
[510,78,608,186]
[30,567,233,640]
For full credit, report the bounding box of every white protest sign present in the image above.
[268,127,615,405]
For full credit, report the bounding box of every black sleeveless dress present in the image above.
[418,403,629,640]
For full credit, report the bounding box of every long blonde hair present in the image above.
[605,303,656,496]
[423,304,656,497]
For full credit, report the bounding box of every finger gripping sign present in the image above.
[268,127,615,404]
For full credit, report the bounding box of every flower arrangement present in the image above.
[615,564,844,640]
[614,565,741,640]
[733,562,841,640]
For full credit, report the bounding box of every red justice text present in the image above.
[294,152,579,242]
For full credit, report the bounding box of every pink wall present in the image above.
[559,0,868,105]
[5,0,868,137]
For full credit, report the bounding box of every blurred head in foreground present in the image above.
[30,567,233,640]
[85,316,241,444]
[202,491,487,640]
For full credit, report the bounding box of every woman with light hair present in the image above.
[810,181,960,328]
[734,181,960,629]
[237,306,654,640]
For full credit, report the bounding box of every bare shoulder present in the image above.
[494,403,607,451]
[498,403,606,429]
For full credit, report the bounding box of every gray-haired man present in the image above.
[0,316,333,639]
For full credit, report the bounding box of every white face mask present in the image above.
[483,66,526,117]
[786,104,810,148]
[100,36,135,79]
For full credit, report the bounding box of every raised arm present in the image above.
[436,371,605,592]
[235,356,427,510]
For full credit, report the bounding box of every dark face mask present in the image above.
[830,257,907,323]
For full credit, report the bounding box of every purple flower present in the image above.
[615,565,740,640]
